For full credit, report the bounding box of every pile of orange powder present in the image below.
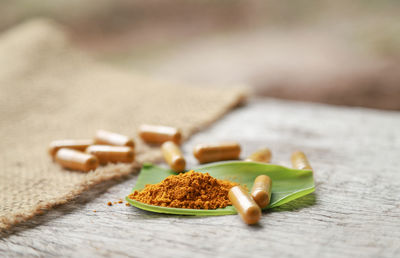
[129,170,238,209]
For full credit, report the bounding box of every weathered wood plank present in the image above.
[1,98,399,257]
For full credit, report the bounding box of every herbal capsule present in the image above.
[228,186,261,225]
[245,148,272,163]
[161,141,186,172]
[251,175,272,209]
[193,142,241,164]
[95,130,134,147]
[48,139,94,157]
[86,145,134,165]
[139,124,182,145]
[55,148,99,172]
[291,151,312,170]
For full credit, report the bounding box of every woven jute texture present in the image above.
[0,19,245,231]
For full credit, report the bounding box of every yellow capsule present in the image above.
[95,130,134,147]
[245,148,272,163]
[139,124,182,145]
[251,175,272,209]
[55,148,99,172]
[161,141,186,172]
[86,145,134,165]
[193,142,241,164]
[48,139,94,157]
[228,186,261,225]
[291,151,312,170]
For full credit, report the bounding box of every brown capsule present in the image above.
[86,145,134,165]
[48,139,94,157]
[251,175,272,209]
[161,141,186,172]
[228,186,261,225]
[138,124,182,145]
[55,148,99,172]
[193,142,241,164]
[291,151,312,170]
[95,130,134,147]
[245,148,272,163]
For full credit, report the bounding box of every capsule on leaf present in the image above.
[245,148,272,163]
[161,141,186,173]
[228,186,261,225]
[251,175,272,208]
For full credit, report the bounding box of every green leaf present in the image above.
[125,161,315,215]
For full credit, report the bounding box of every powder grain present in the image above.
[129,171,238,209]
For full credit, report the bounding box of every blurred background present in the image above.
[1,0,399,110]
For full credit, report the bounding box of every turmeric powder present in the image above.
[129,170,238,209]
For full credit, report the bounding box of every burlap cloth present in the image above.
[0,19,245,231]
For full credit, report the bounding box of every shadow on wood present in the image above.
[270,193,317,213]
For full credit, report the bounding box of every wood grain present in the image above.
[1,98,399,257]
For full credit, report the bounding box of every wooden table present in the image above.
[1,98,399,257]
